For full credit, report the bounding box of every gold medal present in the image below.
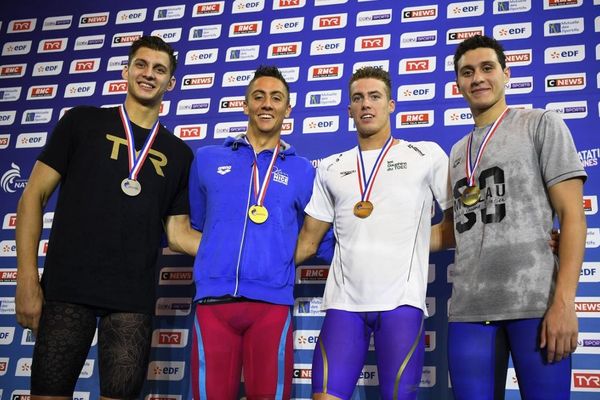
[353,200,373,218]
[248,204,269,224]
[461,185,480,206]
[121,178,141,197]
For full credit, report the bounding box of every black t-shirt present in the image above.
[38,106,193,313]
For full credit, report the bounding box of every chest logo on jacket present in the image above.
[217,165,232,175]
[106,134,167,177]
[386,160,407,171]
[273,167,288,185]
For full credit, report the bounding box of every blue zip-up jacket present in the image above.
[189,135,315,306]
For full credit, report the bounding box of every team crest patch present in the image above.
[273,167,288,185]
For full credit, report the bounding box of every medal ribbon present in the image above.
[465,108,509,187]
[118,104,160,181]
[356,135,394,202]
[251,142,281,207]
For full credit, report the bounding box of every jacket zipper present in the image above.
[233,154,255,296]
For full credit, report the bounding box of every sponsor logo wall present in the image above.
[0,0,599,399]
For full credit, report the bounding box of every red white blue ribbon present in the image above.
[118,104,160,181]
[465,108,509,187]
[356,135,394,202]
[251,142,281,207]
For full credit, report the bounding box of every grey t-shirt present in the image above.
[448,108,586,322]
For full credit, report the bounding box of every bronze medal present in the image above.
[461,185,480,206]
[353,200,373,218]
[121,178,141,197]
[248,204,269,224]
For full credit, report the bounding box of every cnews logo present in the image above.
[79,12,109,27]
[505,49,532,66]
[181,74,215,90]
[158,267,193,284]
[545,73,586,92]
[112,32,143,47]
[447,27,484,44]
[219,96,245,112]
[401,5,438,22]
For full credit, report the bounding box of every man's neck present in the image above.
[357,130,392,151]
[472,98,508,127]
[246,130,281,154]
[123,97,160,129]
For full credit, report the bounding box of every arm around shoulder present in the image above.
[430,208,455,252]
[164,214,202,256]
[295,215,332,266]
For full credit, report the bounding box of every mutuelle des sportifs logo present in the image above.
[1,163,28,193]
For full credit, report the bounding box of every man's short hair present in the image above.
[245,65,290,104]
[453,35,506,75]
[128,35,177,76]
[349,67,392,100]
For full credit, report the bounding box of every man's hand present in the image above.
[540,300,578,363]
[15,273,44,336]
